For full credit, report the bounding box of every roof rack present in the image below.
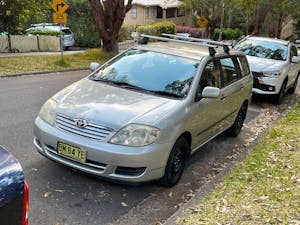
[162,33,231,54]
[140,34,219,56]
[30,23,59,27]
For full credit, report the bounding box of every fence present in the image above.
[0,35,60,53]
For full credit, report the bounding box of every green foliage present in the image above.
[0,0,50,34]
[214,28,243,40]
[67,0,101,48]
[27,30,60,36]
[118,25,135,42]
[136,21,176,36]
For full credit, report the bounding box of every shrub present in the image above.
[214,28,243,40]
[136,21,176,36]
[176,25,204,38]
[118,25,135,42]
[27,30,60,36]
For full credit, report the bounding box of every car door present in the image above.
[218,56,243,128]
[188,60,227,151]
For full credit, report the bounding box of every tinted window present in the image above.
[199,61,221,91]
[235,39,288,61]
[220,58,238,86]
[237,56,250,77]
[62,29,72,34]
[93,49,199,98]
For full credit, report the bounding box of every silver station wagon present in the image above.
[34,34,252,186]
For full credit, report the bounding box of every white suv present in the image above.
[235,36,300,104]
[26,23,75,50]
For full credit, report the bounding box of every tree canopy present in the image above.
[0,0,50,33]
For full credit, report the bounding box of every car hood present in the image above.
[53,78,178,130]
[0,147,24,207]
[246,55,286,72]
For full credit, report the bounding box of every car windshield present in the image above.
[92,49,199,98]
[235,39,288,61]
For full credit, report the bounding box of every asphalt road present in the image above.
[0,71,298,225]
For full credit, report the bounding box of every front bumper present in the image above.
[33,117,172,183]
[252,73,282,95]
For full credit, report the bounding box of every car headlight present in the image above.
[263,70,281,77]
[38,98,57,126]
[109,124,160,147]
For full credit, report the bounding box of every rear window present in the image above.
[62,29,72,35]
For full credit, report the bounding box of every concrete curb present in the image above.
[0,67,89,78]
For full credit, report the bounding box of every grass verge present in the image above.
[179,103,300,225]
[0,49,116,76]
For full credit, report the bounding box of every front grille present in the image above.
[56,114,114,141]
[252,71,264,78]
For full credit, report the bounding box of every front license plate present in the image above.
[57,142,86,163]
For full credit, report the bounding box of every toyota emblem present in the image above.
[75,119,88,129]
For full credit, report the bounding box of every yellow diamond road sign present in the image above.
[53,12,67,24]
[197,16,208,28]
[51,0,69,14]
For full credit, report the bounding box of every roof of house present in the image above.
[125,0,182,8]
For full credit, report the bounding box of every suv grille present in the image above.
[55,114,114,141]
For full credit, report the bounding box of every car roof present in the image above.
[245,36,289,45]
[135,42,244,61]
[26,25,70,31]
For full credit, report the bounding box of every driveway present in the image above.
[0,71,298,225]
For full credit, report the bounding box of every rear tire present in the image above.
[226,103,247,137]
[287,73,299,94]
[159,137,188,187]
[273,80,287,105]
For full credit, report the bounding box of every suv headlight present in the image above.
[38,98,57,126]
[263,70,281,77]
[109,124,160,147]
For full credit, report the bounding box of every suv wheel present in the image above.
[159,137,188,187]
[287,73,299,94]
[226,103,247,137]
[273,80,287,105]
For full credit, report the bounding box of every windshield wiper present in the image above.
[148,90,183,98]
[109,81,147,91]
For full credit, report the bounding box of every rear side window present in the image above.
[62,29,72,35]
[220,58,238,87]
[237,56,250,77]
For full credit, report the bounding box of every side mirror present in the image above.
[90,62,100,71]
[201,86,221,99]
[291,56,300,64]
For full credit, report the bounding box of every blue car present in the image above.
[0,146,29,225]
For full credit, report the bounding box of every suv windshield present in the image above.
[235,39,288,61]
[92,49,199,98]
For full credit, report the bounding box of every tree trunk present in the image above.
[275,11,284,39]
[89,0,132,53]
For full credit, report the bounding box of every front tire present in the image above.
[159,137,188,187]
[226,103,247,137]
[288,73,299,94]
[273,80,287,105]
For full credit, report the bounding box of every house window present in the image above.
[131,8,137,18]
[145,7,155,18]
[166,8,176,18]
[177,8,185,17]
[157,6,163,19]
